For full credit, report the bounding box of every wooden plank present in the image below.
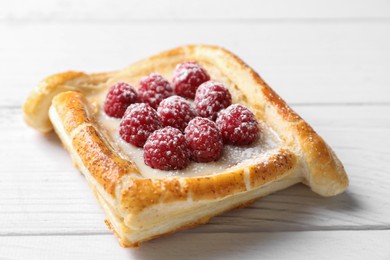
[0,105,389,235]
[1,0,390,21]
[1,22,390,106]
[0,230,389,259]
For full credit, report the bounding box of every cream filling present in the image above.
[96,110,281,179]
[49,104,303,245]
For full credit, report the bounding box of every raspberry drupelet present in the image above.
[216,104,260,145]
[144,126,191,170]
[194,81,232,121]
[138,73,173,109]
[184,117,223,163]
[119,103,162,147]
[157,95,196,132]
[103,82,138,118]
[172,62,210,99]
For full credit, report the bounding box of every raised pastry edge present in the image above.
[25,45,349,247]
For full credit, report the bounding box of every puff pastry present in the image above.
[23,45,349,247]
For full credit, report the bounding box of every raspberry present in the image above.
[172,62,210,99]
[119,103,162,147]
[157,95,196,132]
[216,104,259,145]
[184,117,223,162]
[144,127,191,170]
[103,82,138,118]
[138,73,173,109]
[194,81,232,121]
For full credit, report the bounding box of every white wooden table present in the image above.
[1,1,390,259]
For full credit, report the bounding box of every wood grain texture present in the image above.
[1,22,389,108]
[1,0,390,21]
[1,231,389,259]
[1,105,389,235]
[1,0,389,257]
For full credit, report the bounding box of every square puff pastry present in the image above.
[23,45,349,247]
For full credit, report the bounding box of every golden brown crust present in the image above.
[260,81,302,122]
[51,91,140,196]
[120,178,190,213]
[23,71,113,133]
[293,121,348,195]
[113,148,294,214]
[23,45,349,246]
[51,91,92,134]
[120,155,293,214]
[23,71,86,132]
[72,125,138,195]
[249,149,297,188]
[236,60,347,195]
[187,170,246,201]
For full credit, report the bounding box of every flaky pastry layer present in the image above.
[23,45,348,247]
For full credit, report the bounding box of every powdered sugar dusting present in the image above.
[138,73,173,108]
[144,126,190,170]
[119,103,162,147]
[103,82,138,118]
[173,62,210,99]
[216,104,259,145]
[185,117,223,162]
[157,95,196,131]
[98,111,280,178]
[194,81,232,121]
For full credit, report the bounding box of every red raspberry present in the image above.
[119,103,162,147]
[103,82,138,118]
[157,95,196,132]
[144,127,191,170]
[138,73,173,109]
[184,117,223,162]
[216,104,260,145]
[172,62,210,99]
[194,81,232,121]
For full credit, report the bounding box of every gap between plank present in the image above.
[1,225,390,237]
[290,102,390,107]
[2,17,390,25]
